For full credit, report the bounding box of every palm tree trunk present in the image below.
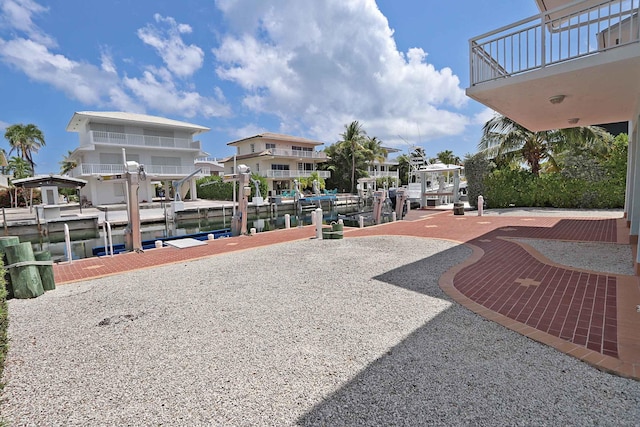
[351,152,356,194]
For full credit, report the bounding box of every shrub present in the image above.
[196,176,236,201]
[464,153,491,208]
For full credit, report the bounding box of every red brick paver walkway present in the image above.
[53,209,640,380]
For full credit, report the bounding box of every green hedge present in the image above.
[196,176,235,201]
[482,169,625,209]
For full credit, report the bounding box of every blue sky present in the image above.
[0,0,539,174]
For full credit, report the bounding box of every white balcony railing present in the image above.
[268,148,327,159]
[74,164,209,177]
[367,170,400,179]
[261,170,331,179]
[470,0,640,85]
[89,131,202,150]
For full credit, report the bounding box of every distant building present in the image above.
[221,133,330,195]
[366,147,400,185]
[65,111,210,205]
[194,157,225,176]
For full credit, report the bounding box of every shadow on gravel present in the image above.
[296,245,637,426]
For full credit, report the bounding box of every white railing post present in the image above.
[315,208,323,239]
[64,223,73,264]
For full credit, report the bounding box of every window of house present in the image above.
[297,163,313,171]
[250,143,255,153]
[143,128,174,137]
[292,146,312,152]
[271,164,290,170]
[100,153,140,164]
[266,143,276,149]
[255,163,260,172]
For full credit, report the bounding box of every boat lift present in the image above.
[223,165,252,236]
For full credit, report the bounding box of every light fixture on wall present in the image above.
[568,118,580,125]
[549,94,566,104]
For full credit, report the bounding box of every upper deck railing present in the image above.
[470,0,639,86]
[268,148,327,160]
[89,131,202,150]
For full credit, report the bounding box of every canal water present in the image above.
[29,204,364,261]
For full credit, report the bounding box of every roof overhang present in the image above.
[12,175,88,189]
[466,43,640,131]
[227,133,324,146]
[66,111,210,135]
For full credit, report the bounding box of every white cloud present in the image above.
[123,67,230,118]
[0,0,55,47]
[0,37,127,105]
[137,14,204,78]
[0,1,229,120]
[213,0,469,146]
[225,123,267,139]
[100,49,117,74]
[473,108,498,125]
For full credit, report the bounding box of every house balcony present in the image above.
[71,163,209,178]
[467,0,640,131]
[268,148,327,160]
[367,170,400,179]
[88,131,202,150]
[261,170,331,179]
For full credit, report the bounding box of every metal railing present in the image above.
[470,0,640,85]
[268,148,327,159]
[367,170,400,179]
[74,164,210,176]
[261,170,331,179]
[90,131,202,150]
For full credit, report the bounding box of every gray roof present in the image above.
[12,174,88,189]
[226,132,324,146]
[66,111,210,135]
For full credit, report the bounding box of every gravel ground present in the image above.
[515,238,635,276]
[480,207,624,218]
[2,236,639,426]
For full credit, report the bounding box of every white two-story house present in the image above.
[65,111,210,205]
[466,0,640,270]
[366,146,400,186]
[222,133,330,196]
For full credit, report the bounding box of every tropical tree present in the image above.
[363,136,387,170]
[393,153,410,185]
[7,156,31,179]
[7,156,31,207]
[478,114,610,176]
[436,150,461,165]
[59,150,78,175]
[338,121,367,193]
[4,123,46,175]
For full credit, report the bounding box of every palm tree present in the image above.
[394,153,410,185]
[7,156,31,179]
[59,150,78,175]
[363,136,387,174]
[436,150,461,165]
[7,156,31,207]
[479,114,609,176]
[338,121,367,193]
[4,123,46,175]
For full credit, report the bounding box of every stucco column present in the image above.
[189,178,197,200]
[630,119,640,243]
[625,119,636,222]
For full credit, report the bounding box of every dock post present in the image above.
[315,208,323,239]
[478,195,484,216]
[284,214,291,229]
